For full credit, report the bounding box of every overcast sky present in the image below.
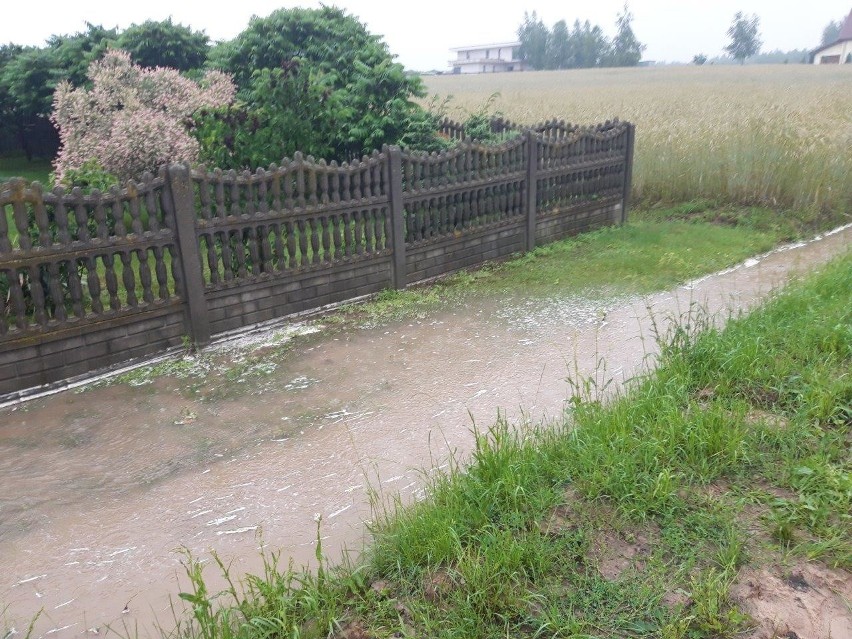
[3,1,850,69]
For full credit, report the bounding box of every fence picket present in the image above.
[1,119,632,396]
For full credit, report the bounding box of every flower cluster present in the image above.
[51,49,235,183]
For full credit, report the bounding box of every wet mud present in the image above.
[1,226,849,637]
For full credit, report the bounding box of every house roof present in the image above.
[811,8,852,55]
[449,42,520,52]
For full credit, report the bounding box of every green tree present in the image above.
[547,20,572,69]
[517,11,550,70]
[46,23,118,88]
[725,12,761,64]
[0,44,24,149]
[0,44,23,115]
[821,19,842,45]
[116,18,209,71]
[1,47,61,160]
[571,20,609,68]
[1,23,116,119]
[604,3,645,67]
[693,53,708,65]
[204,6,435,163]
[192,62,339,169]
[1,47,57,117]
[0,24,116,159]
[518,8,646,71]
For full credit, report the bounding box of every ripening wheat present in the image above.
[424,65,852,215]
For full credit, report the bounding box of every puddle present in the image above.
[0,226,849,638]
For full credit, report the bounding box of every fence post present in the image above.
[386,146,407,290]
[621,123,635,223]
[525,130,538,252]
[165,164,210,347]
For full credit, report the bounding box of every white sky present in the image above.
[2,1,850,69]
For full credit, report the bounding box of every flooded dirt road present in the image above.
[1,226,849,638]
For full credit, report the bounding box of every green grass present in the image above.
[328,203,829,328]
[0,155,52,185]
[633,199,848,243]
[169,248,850,638]
[473,218,774,294]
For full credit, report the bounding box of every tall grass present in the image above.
[424,65,852,219]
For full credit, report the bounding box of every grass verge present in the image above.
[172,243,850,637]
[328,202,840,328]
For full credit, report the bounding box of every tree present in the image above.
[725,12,761,64]
[191,61,340,169]
[0,24,117,160]
[0,44,23,122]
[518,9,646,70]
[821,19,842,45]
[46,23,118,88]
[604,3,645,67]
[1,47,62,160]
[547,20,572,69]
[205,7,434,163]
[692,53,708,65]
[51,49,235,182]
[571,20,609,68]
[116,18,209,71]
[517,11,550,70]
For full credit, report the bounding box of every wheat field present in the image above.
[423,65,852,215]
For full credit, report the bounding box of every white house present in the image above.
[811,8,852,64]
[449,42,528,74]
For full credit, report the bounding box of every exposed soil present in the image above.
[0,226,849,638]
[732,562,852,639]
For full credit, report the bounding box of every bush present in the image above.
[199,7,445,166]
[51,49,235,182]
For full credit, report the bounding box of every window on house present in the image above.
[466,51,470,60]
[486,49,490,59]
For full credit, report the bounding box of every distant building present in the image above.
[449,42,528,74]
[811,8,852,64]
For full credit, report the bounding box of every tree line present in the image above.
[516,5,645,70]
[0,19,211,161]
[1,8,456,186]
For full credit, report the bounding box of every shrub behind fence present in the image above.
[0,120,634,398]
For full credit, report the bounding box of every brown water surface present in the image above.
[1,226,849,638]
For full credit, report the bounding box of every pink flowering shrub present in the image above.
[51,49,235,183]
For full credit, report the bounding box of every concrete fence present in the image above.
[0,120,635,397]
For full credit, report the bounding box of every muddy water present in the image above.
[1,227,849,638]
